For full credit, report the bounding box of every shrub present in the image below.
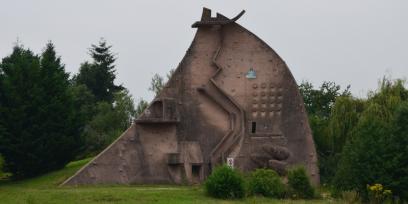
[287,166,315,199]
[0,154,4,177]
[341,190,361,204]
[205,165,245,199]
[247,168,286,198]
[367,184,392,204]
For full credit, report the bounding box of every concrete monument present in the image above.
[63,8,319,186]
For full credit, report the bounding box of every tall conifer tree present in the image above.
[75,38,123,103]
[0,43,82,178]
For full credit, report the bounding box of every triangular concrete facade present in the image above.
[63,8,319,186]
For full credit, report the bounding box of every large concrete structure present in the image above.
[63,8,319,186]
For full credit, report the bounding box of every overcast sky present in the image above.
[1,0,407,101]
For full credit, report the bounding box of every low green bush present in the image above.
[0,154,4,177]
[247,168,286,198]
[287,166,315,199]
[204,165,245,199]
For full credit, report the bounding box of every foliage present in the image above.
[149,73,164,96]
[0,43,83,179]
[317,96,364,183]
[333,78,408,201]
[287,166,315,199]
[205,165,245,199]
[0,158,344,204]
[81,89,135,155]
[367,184,392,204]
[340,190,360,204]
[68,84,97,127]
[135,98,149,118]
[299,81,350,118]
[247,169,286,198]
[299,81,352,184]
[70,39,139,157]
[74,38,123,103]
[149,69,174,97]
[0,154,4,177]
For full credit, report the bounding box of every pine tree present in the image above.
[0,46,42,178]
[0,43,83,178]
[74,38,123,103]
[36,42,83,173]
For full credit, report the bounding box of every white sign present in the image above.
[227,157,234,168]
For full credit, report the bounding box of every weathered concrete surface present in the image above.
[63,8,319,186]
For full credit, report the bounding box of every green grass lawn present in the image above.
[0,159,344,204]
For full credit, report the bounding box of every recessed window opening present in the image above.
[192,165,201,179]
[251,122,257,133]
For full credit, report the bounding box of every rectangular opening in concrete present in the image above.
[191,164,201,183]
[251,121,256,133]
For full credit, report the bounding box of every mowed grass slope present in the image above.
[0,159,342,204]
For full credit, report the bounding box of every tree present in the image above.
[149,73,164,96]
[0,43,82,178]
[299,81,350,118]
[74,38,123,103]
[149,69,174,97]
[68,84,97,127]
[298,81,351,183]
[135,98,148,118]
[0,154,4,178]
[333,79,408,201]
[0,46,42,178]
[81,89,135,155]
[316,96,364,183]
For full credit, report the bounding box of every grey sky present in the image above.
[1,0,407,101]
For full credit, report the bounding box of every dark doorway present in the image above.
[251,122,257,133]
[191,165,201,183]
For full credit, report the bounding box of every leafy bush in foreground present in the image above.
[287,166,315,199]
[205,165,245,199]
[247,168,286,198]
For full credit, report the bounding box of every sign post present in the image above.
[227,157,234,168]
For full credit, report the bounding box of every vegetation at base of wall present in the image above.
[204,166,316,200]
[287,166,315,199]
[204,165,245,199]
[79,89,136,157]
[299,81,352,184]
[247,168,286,198]
[0,158,345,204]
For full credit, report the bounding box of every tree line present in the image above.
[300,79,408,201]
[0,39,407,201]
[0,39,145,178]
